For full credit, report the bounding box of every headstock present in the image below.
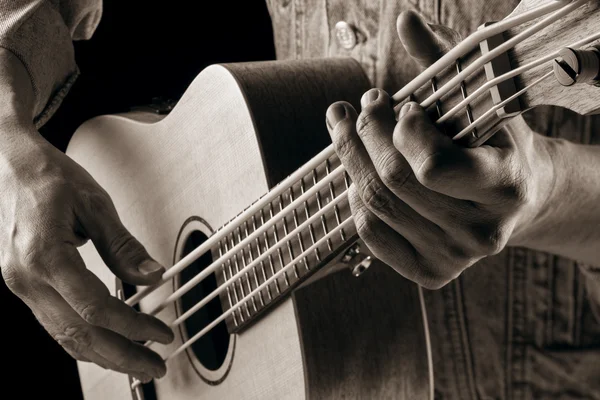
[507,0,600,115]
[391,0,600,147]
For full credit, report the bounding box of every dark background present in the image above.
[2,1,275,398]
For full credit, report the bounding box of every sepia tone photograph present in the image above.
[1,0,599,399]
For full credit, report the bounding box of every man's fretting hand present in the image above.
[0,122,174,382]
[326,11,556,289]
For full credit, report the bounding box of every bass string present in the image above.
[141,68,558,372]
[391,0,581,104]
[437,31,600,126]
[419,0,587,110]
[155,190,350,325]
[452,70,554,140]
[131,217,355,390]
[125,0,585,309]
[125,149,342,307]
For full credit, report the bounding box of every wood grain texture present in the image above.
[67,58,431,399]
[508,0,600,115]
[396,0,600,148]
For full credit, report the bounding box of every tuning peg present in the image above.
[553,45,600,87]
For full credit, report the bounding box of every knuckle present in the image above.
[378,155,411,191]
[415,152,448,188]
[495,162,533,206]
[355,211,378,246]
[60,325,93,348]
[80,302,109,327]
[360,174,390,211]
[332,127,355,160]
[468,221,509,255]
[413,264,452,290]
[1,264,26,295]
[108,231,144,263]
[409,255,462,290]
[506,173,532,207]
[356,107,385,137]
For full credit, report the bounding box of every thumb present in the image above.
[396,10,462,68]
[77,192,166,286]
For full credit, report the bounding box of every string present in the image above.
[139,165,345,315]
[146,190,349,319]
[125,0,586,310]
[437,32,600,125]
[125,148,341,307]
[125,3,588,389]
[166,218,353,360]
[452,70,554,140]
[131,217,356,390]
[391,0,574,104]
[417,0,587,110]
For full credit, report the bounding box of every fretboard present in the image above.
[213,150,357,333]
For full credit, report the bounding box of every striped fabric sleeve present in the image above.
[0,0,102,128]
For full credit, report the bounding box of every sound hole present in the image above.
[179,230,230,371]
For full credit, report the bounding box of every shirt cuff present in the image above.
[0,1,97,128]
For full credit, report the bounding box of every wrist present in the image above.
[509,132,561,247]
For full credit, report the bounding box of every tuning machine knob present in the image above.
[553,45,600,87]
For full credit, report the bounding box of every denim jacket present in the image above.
[266,1,600,398]
[2,0,599,398]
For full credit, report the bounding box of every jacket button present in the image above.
[335,21,358,50]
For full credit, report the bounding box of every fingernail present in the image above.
[360,89,381,108]
[326,103,348,130]
[154,363,167,379]
[139,260,164,275]
[160,326,175,344]
[400,102,416,118]
[135,373,152,384]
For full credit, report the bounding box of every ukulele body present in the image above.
[67,58,430,400]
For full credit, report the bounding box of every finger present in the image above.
[33,285,167,379]
[396,10,462,68]
[76,189,166,286]
[41,244,174,344]
[326,101,441,244]
[356,89,477,227]
[27,294,155,383]
[348,185,445,289]
[395,102,519,203]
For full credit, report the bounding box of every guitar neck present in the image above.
[214,150,359,333]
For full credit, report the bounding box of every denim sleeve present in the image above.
[0,0,102,128]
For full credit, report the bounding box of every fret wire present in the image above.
[219,241,238,326]
[223,240,241,322]
[278,194,299,279]
[256,212,275,300]
[162,217,357,364]
[431,77,443,117]
[344,170,351,189]
[430,77,446,136]
[223,240,244,323]
[313,169,333,252]
[237,227,257,313]
[300,177,321,261]
[229,235,251,318]
[245,220,265,307]
[326,159,346,242]
[261,208,282,294]
[269,203,290,287]
[289,186,310,272]
[456,60,478,139]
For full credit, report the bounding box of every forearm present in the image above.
[512,134,600,265]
